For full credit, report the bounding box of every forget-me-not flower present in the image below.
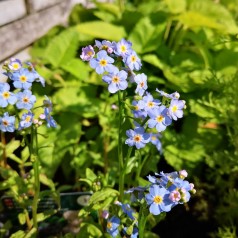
[134,73,148,96]
[19,111,34,130]
[0,112,15,132]
[89,50,115,74]
[0,83,17,108]
[16,90,36,110]
[113,38,132,57]
[80,45,95,61]
[10,68,35,89]
[8,58,22,71]
[106,216,120,237]
[125,126,150,149]
[145,185,172,215]
[148,105,172,132]
[124,50,142,71]
[168,99,185,121]
[102,68,128,93]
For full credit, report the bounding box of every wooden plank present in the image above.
[0,0,27,26]
[0,0,71,62]
[26,0,64,13]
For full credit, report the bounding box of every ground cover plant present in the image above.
[0,0,238,237]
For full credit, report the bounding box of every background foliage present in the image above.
[1,0,238,237]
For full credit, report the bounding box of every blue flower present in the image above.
[95,40,114,53]
[9,68,35,89]
[43,95,53,114]
[120,203,135,220]
[156,89,180,100]
[168,99,185,120]
[124,50,142,71]
[134,73,148,96]
[150,133,162,152]
[0,112,15,132]
[102,68,128,93]
[138,92,161,115]
[147,105,172,132]
[19,111,34,130]
[106,216,120,237]
[26,62,45,87]
[8,58,22,71]
[16,90,36,110]
[125,126,150,149]
[113,38,132,57]
[123,226,138,238]
[0,83,17,108]
[89,50,115,74]
[43,108,57,128]
[131,100,147,119]
[145,185,172,215]
[80,45,95,61]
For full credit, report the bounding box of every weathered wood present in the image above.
[0,0,27,26]
[0,0,71,62]
[26,0,64,13]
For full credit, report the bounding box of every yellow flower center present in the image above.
[2,92,10,99]
[107,222,112,229]
[133,134,141,142]
[12,63,20,70]
[112,76,120,83]
[131,55,136,62]
[153,195,162,204]
[172,105,178,112]
[156,115,164,122]
[25,116,31,122]
[140,82,144,87]
[120,45,127,53]
[147,102,154,108]
[87,51,93,56]
[134,105,139,111]
[99,59,107,66]
[22,97,29,103]
[20,75,27,82]
[3,120,8,126]
[151,136,157,141]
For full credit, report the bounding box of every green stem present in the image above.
[138,205,148,238]
[31,127,40,231]
[118,91,124,201]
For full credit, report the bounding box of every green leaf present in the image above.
[18,213,26,225]
[6,139,20,157]
[129,16,166,54]
[165,0,186,14]
[124,156,138,175]
[86,168,97,181]
[79,222,103,237]
[61,58,90,80]
[89,188,119,205]
[76,21,126,41]
[44,29,79,67]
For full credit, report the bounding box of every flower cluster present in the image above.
[0,58,57,132]
[104,170,195,237]
[81,39,186,152]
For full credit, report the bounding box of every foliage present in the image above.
[1,0,238,237]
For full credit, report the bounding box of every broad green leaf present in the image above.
[129,16,166,54]
[61,58,90,81]
[94,2,121,18]
[79,222,103,237]
[89,188,119,205]
[44,29,79,67]
[176,11,224,30]
[76,21,126,41]
[142,54,164,69]
[6,139,20,157]
[165,0,186,13]
[86,168,97,181]
[18,213,26,225]
[189,0,238,34]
